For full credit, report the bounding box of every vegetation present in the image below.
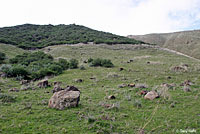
[0,44,200,134]
[0,24,144,49]
[0,51,79,80]
[88,58,114,68]
[0,52,6,64]
[0,43,25,59]
[129,30,200,59]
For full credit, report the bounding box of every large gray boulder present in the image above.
[144,91,159,100]
[48,87,80,110]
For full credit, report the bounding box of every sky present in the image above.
[0,0,200,36]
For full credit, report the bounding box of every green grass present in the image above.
[0,43,25,59]
[0,44,200,134]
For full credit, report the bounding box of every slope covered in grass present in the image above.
[0,43,25,58]
[0,24,143,49]
[129,30,200,59]
[0,44,200,134]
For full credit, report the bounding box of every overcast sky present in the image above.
[0,0,200,36]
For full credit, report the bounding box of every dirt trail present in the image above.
[153,46,200,62]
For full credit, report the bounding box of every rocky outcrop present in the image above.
[48,86,80,110]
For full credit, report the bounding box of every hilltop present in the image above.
[0,24,143,49]
[128,30,200,59]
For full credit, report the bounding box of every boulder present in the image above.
[108,95,116,100]
[37,80,49,88]
[48,87,80,110]
[180,80,193,86]
[183,86,191,92]
[144,91,159,100]
[52,84,63,93]
[140,90,148,95]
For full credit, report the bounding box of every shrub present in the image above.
[0,52,6,63]
[88,58,93,63]
[101,59,114,68]
[9,65,29,78]
[48,64,63,75]
[58,58,69,70]
[90,58,102,67]
[79,65,86,70]
[0,64,12,74]
[89,58,114,68]
[69,59,79,69]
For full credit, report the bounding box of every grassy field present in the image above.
[0,44,200,134]
[0,43,25,59]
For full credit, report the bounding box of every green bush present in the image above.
[9,65,29,78]
[48,64,63,75]
[0,52,6,61]
[0,64,12,74]
[69,59,79,69]
[3,51,80,80]
[101,59,114,68]
[89,58,114,68]
[58,58,69,70]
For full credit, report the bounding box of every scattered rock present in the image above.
[135,83,147,88]
[101,104,113,109]
[172,65,187,72]
[52,84,63,93]
[147,61,150,64]
[161,83,176,89]
[129,59,134,62]
[20,80,29,85]
[21,85,36,91]
[37,80,50,88]
[64,86,80,92]
[144,91,159,100]
[140,90,148,95]
[53,81,62,86]
[118,84,127,88]
[90,77,96,80]
[9,88,19,92]
[108,95,116,100]
[74,79,83,83]
[167,76,172,79]
[183,86,191,92]
[119,68,124,71]
[128,83,135,87]
[180,80,193,86]
[48,87,80,110]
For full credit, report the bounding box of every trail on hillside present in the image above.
[150,45,200,62]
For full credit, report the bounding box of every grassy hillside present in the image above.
[0,43,25,58]
[129,30,200,59]
[0,24,143,49]
[0,44,200,134]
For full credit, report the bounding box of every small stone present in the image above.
[118,84,127,88]
[108,95,116,100]
[128,83,135,87]
[74,79,83,83]
[144,91,159,100]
